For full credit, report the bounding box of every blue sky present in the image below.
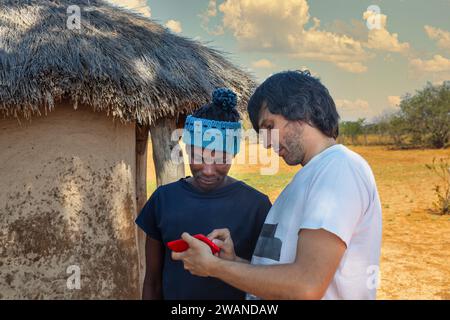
[110,0,450,121]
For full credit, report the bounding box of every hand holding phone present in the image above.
[167,234,221,254]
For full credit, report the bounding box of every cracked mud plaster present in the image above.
[0,105,140,299]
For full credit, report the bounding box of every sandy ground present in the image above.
[147,144,450,299]
[352,146,450,299]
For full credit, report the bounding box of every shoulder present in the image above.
[155,179,185,193]
[308,145,376,194]
[235,180,271,204]
[337,145,370,165]
[148,179,186,201]
[316,145,372,175]
[334,145,375,181]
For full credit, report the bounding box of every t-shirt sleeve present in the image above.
[135,188,162,241]
[255,195,271,230]
[299,159,369,247]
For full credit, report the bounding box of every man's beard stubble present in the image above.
[283,123,306,166]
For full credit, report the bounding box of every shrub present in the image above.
[426,157,450,215]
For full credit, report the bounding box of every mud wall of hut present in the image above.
[0,104,140,299]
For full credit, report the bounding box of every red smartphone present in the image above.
[167,234,220,255]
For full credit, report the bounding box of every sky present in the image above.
[107,0,450,121]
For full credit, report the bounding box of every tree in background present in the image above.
[386,112,409,147]
[339,118,365,145]
[398,81,450,148]
[363,81,449,148]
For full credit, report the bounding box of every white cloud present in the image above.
[199,0,225,35]
[335,99,372,120]
[201,1,411,73]
[335,63,367,74]
[165,20,182,34]
[387,96,401,107]
[107,0,151,17]
[205,0,218,17]
[219,0,310,49]
[409,54,450,84]
[363,10,410,54]
[424,25,450,51]
[289,27,370,73]
[217,0,370,73]
[410,54,450,72]
[251,59,275,69]
[407,25,450,83]
[327,19,368,42]
[336,99,370,110]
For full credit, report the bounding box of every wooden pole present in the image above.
[135,124,149,296]
[149,116,185,187]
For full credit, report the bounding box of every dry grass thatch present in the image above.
[0,0,256,124]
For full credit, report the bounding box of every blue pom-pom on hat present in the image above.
[212,88,237,112]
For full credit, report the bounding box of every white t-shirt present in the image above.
[247,144,382,300]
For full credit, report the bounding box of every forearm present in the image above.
[142,278,162,300]
[142,236,164,300]
[209,259,318,300]
[235,256,250,264]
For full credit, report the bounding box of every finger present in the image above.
[181,232,199,247]
[208,228,228,238]
[171,251,184,261]
[207,229,220,240]
[207,228,230,241]
[212,239,225,248]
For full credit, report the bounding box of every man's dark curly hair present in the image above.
[247,70,340,138]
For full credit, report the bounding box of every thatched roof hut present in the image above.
[0,0,255,299]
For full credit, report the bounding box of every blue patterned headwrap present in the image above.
[182,88,242,155]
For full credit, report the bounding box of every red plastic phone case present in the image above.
[167,234,220,254]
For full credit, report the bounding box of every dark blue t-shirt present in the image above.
[135,177,271,300]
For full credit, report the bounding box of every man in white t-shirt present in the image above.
[173,70,382,300]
